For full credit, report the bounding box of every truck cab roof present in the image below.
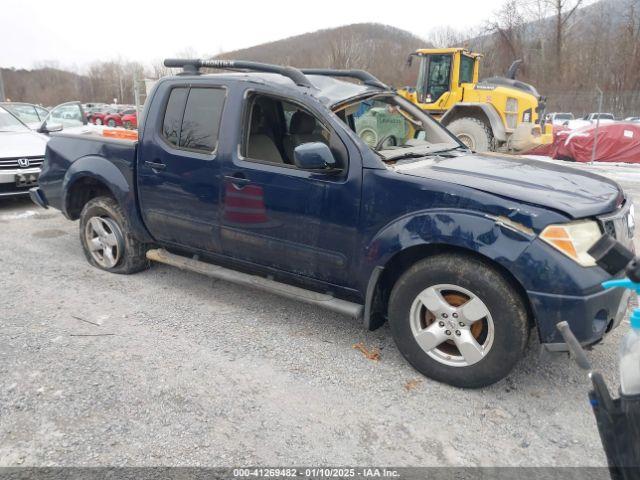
[163,72,383,108]
[159,59,387,108]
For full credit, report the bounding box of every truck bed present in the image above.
[38,132,138,214]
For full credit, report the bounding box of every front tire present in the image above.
[388,253,529,388]
[79,196,150,274]
[446,117,493,152]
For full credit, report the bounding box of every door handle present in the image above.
[224,174,251,186]
[145,160,166,171]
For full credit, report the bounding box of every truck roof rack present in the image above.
[300,69,387,89]
[163,59,388,90]
[163,58,314,88]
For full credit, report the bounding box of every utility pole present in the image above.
[119,74,124,105]
[0,70,6,102]
[591,86,604,165]
[133,75,140,117]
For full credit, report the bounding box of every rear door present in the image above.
[137,83,227,251]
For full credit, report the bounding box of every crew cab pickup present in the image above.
[30,59,634,388]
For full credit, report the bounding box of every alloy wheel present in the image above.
[409,284,494,367]
[84,216,123,268]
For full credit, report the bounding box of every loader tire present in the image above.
[446,117,493,152]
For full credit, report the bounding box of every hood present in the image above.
[392,153,622,219]
[478,76,540,99]
[0,130,48,158]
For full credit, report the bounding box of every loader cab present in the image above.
[410,48,480,109]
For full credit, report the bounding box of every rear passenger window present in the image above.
[180,88,226,152]
[162,88,188,147]
[161,87,226,153]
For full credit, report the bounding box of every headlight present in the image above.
[540,220,602,266]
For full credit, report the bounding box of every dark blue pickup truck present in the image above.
[31,59,635,388]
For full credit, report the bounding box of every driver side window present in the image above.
[243,94,346,170]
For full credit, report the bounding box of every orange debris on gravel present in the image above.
[352,342,380,361]
[404,378,422,391]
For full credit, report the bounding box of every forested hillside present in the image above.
[2,0,639,116]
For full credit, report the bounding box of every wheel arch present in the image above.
[62,156,153,242]
[65,175,115,219]
[364,244,533,332]
[440,103,507,142]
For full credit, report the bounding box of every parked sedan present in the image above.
[0,106,47,197]
[0,102,98,197]
[104,108,136,128]
[545,112,574,126]
[120,111,138,129]
[88,108,114,125]
[1,102,49,130]
[566,113,616,130]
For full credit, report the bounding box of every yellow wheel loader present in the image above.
[397,48,553,152]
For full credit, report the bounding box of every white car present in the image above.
[0,106,48,197]
[625,117,640,123]
[545,112,574,126]
[565,113,616,130]
[0,102,99,197]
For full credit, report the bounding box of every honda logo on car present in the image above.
[18,158,30,168]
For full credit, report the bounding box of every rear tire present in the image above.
[95,118,103,125]
[446,117,493,152]
[79,196,150,274]
[107,119,116,127]
[388,253,529,388]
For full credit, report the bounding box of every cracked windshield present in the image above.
[339,95,459,160]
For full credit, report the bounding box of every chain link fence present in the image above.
[545,90,640,119]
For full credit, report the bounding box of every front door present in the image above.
[418,54,453,105]
[137,84,227,251]
[220,91,361,287]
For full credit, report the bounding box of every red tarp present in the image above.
[526,123,640,163]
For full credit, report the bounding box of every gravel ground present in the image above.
[1,160,639,467]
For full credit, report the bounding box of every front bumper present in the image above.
[530,286,632,349]
[0,167,41,197]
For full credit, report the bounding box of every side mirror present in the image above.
[406,55,413,68]
[293,142,337,171]
[38,122,63,134]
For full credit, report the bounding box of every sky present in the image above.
[1,0,507,71]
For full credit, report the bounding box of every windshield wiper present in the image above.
[380,151,429,162]
[378,143,462,161]
[430,145,469,155]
